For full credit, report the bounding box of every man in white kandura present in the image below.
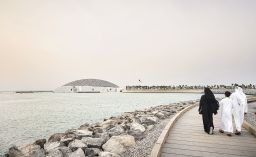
[219,91,233,136]
[231,86,248,135]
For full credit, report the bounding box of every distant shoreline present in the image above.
[15,91,54,93]
[123,89,256,95]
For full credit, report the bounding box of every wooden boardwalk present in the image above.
[161,107,256,157]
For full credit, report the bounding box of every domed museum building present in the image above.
[55,79,119,93]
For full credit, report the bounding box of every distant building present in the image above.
[55,79,119,93]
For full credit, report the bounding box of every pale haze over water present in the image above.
[0,0,256,91]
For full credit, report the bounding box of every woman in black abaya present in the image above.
[199,88,219,134]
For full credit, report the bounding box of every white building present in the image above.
[55,79,119,93]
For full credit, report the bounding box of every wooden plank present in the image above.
[165,140,256,151]
[163,143,256,156]
[169,132,254,139]
[161,152,196,157]
[165,137,256,146]
[166,139,256,149]
[161,147,248,157]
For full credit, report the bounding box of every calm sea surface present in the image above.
[0,92,221,154]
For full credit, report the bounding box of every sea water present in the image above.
[0,92,219,154]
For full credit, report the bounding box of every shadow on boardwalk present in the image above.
[161,107,256,157]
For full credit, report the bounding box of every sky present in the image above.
[0,0,256,91]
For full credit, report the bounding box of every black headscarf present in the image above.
[204,87,219,112]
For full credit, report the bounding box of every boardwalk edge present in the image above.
[243,121,256,137]
[243,97,256,137]
[149,103,198,157]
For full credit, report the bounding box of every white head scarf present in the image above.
[236,86,246,104]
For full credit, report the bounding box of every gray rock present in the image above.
[44,142,62,152]
[84,148,94,157]
[46,149,63,157]
[107,125,124,136]
[85,148,101,156]
[100,132,110,143]
[78,123,90,130]
[56,146,72,157]
[99,152,120,157]
[102,135,135,155]
[74,130,93,138]
[81,137,105,148]
[62,133,76,140]
[171,110,177,114]
[48,133,65,142]
[8,146,23,157]
[127,131,145,141]
[8,144,45,157]
[93,127,104,134]
[34,139,46,149]
[60,138,73,146]
[68,139,87,151]
[146,125,154,131]
[161,111,172,116]
[139,116,159,125]
[21,145,45,157]
[67,148,85,157]
[155,112,165,119]
[130,122,145,133]
[128,122,146,140]
[101,119,118,130]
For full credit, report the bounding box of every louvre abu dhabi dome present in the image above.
[55,79,119,93]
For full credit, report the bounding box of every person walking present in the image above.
[199,88,219,134]
[231,86,247,135]
[219,91,233,136]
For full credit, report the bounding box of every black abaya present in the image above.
[199,95,219,134]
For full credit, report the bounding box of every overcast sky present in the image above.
[0,0,255,91]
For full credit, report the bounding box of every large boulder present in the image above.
[130,122,145,133]
[44,142,62,152]
[146,125,154,131]
[34,139,46,149]
[68,139,87,151]
[78,123,90,130]
[81,137,105,148]
[92,127,104,134]
[20,144,45,157]
[107,125,124,136]
[74,130,93,138]
[102,135,135,155]
[155,112,166,119]
[99,152,120,157]
[60,138,73,146]
[67,148,85,157]
[85,148,101,156]
[62,133,76,140]
[57,146,72,157]
[8,146,23,157]
[99,132,110,143]
[101,119,118,130]
[8,144,45,157]
[46,149,63,157]
[48,133,65,142]
[139,116,159,125]
[128,122,146,140]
